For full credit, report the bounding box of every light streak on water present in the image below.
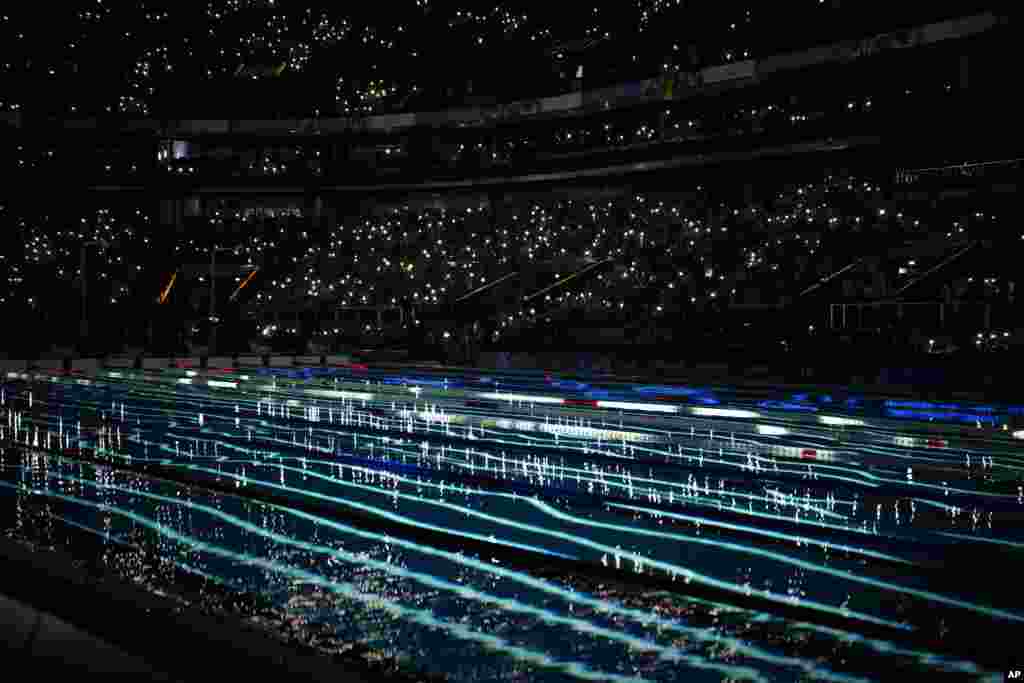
[173,461,913,631]
[165,426,856,522]
[18,469,785,682]
[0,480,649,683]
[935,531,1024,549]
[6,460,990,677]
[167,454,579,561]
[606,502,912,564]
[596,401,679,414]
[691,408,760,419]
[477,392,565,405]
[532,498,1024,624]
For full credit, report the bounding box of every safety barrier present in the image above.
[12,355,352,373]
[71,359,100,374]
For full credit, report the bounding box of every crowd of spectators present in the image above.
[0,3,1015,373]
[24,38,958,186]
[6,34,972,191]
[1,3,990,119]
[6,97,1003,357]
[0,162,1020,369]
[146,71,956,182]
[25,169,1021,348]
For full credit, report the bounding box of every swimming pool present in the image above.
[1,369,1020,681]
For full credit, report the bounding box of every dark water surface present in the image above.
[1,372,1020,681]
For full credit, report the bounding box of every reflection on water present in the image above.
[0,371,1020,681]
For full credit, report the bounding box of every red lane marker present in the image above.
[926,438,947,448]
[564,399,599,408]
[800,449,818,459]
[333,362,369,371]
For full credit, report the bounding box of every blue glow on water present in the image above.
[885,400,958,410]
[633,386,704,396]
[549,380,590,391]
[758,401,819,413]
[885,409,1002,425]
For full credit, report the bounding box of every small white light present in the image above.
[756,425,788,436]
[477,392,563,405]
[596,401,678,414]
[305,389,374,401]
[819,416,864,427]
[691,407,760,419]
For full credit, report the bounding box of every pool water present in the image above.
[0,371,1020,681]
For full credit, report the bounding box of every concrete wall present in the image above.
[0,595,155,675]
[0,360,28,373]
[4,355,352,374]
[71,359,99,374]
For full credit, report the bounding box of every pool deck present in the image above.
[0,534,379,682]
[0,591,165,677]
